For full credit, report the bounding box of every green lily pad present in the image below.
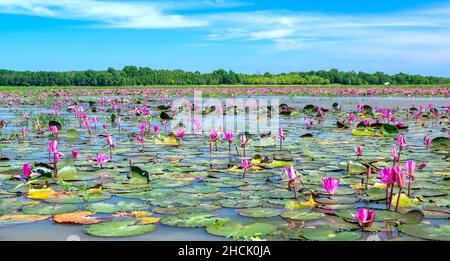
[397,210,424,225]
[338,160,368,174]
[380,124,399,136]
[281,211,325,220]
[431,137,450,151]
[86,220,156,237]
[0,214,50,227]
[301,229,361,241]
[176,186,220,194]
[206,220,277,239]
[160,212,230,227]
[129,166,150,184]
[398,222,450,241]
[45,194,112,204]
[219,199,264,208]
[152,203,221,215]
[86,201,146,213]
[22,204,80,215]
[57,166,78,180]
[65,128,80,140]
[238,208,282,218]
[351,129,375,137]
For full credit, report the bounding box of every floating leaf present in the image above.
[281,211,325,220]
[397,210,424,225]
[238,208,281,218]
[53,211,103,224]
[22,204,80,215]
[0,214,49,227]
[176,186,220,194]
[161,212,230,227]
[57,166,78,180]
[65,128,80,140]
[86,220,156,237]
[206,221,277,239]
[129,165,150,184]
[302,228,361,241]
[351,128,375,137]
[399,223,450,241]
[87,201,146,213]
[27,187,56,199]
[431,137,450,151]
[380,124,399,136]
[391,193,412,208]
[154,134,178,146]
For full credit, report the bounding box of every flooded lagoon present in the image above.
[0,92,449,241]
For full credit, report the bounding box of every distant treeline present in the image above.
[0,67,449,86]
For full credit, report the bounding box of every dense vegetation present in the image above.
[0,67,449,86]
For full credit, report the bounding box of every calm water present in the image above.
[0,95,448,241]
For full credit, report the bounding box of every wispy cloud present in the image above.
[0,0,210,28]
[0,0,449,66]
[202,4,450,65]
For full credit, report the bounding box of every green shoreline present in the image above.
[1,84,450,92]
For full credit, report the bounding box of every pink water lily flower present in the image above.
[397,135,407,150]
[176,128,185,140]
[364,119,370,127]
[405,160,416,181]
[355,145,363,160]
[83,120,91,128]
[106,135,114,147]
[284,165,297,180]
[392,167,406,189]
[418,161,428,170]
[349,113,356,123]
[49,125,58,136]
[322,177,339,199]
[22,127,27,137]
[241,159,251,179]
[48,140,59,154]
[153,125,160,134]
[240,134,249,146]
[307,119,314,129]
[278,128,285,141]
[354,208,376,228]
[96,153,108,168]
[423,136,431,149]
[380,168,394,185]
[391,147,399,162]
[71,149,79,160]
[224,131,234,142]
[209,129,218,142]
[54,152,64,163]
[139,123,146,135]
[356,103,364,111]
[392,166,406,211]
[283,166,305,200]
[23,164,32,179]
[405,160,416,196]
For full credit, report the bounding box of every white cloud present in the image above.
[0,0,208,28]
[249,29,294,40]
[0,0,449,65]
[203,4,450,58]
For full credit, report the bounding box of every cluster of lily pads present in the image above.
[0,92,449,241]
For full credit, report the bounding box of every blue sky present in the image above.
[0,0,450,76]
